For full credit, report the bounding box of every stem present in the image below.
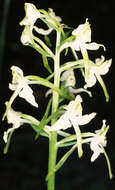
[81,47,90,81]
[47,32,61,190]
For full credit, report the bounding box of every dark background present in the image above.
[0,0,115,189]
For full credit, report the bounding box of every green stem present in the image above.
[47,32,61,190]
[95,74,109,102]
[81,47,90,80]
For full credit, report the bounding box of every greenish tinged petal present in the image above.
[20,3,41,26]
[60,69,76,87]
[20,26,33,46]
[72,18,91,44]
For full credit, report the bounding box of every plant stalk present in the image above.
[47,32,61,190]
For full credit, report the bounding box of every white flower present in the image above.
[20,3,42,46]
[9,66,38,107]
[61,69,76,87]
[71,18,105,51]
[90,120,108,162]
[60,69,92,96]
[60,19,105,53]
[3,104,29,143]
[48,8,62,23]
[84,56,112,88]
[50,95,96,131]
[50,95,96,157]
[20,3,41,27]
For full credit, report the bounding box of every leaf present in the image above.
[26,75,74,100]
[31,124,49,138]
[46,143,77,181]
[44,35,52,47]
[35,99,52,140]
[42,54,52,73]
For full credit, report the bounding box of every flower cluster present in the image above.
[2,2,112,182]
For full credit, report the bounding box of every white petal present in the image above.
[9,83,17,91]
[85,42,105,51]
[90,139,104,162]
[72,18,91,44]
[50,113,71,131]
[71,112,96,126]
[48,8,62,23]
[84,71,96,88]
[34,26,53,35]
[20,26,33,45]
[19,84,38,107]
[11,66,24,78]
[20,3,41,26]
[61,69,75,87]
[97,59,112,75]
[68,87,92,97]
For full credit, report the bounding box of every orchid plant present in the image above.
[2,2,113,190]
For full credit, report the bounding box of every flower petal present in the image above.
[19,84,38,107]
[49,113,71,131]
[85,42,105,51]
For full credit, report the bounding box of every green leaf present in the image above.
[42,54,52,73]
[26,75,74,100]
[46,143,77,181]
[44,35,52,47]
[31,124,49,138]
[59,35,76,50]
[32,42,48,56]
[57,134,77,147]
[35,99,52,140]
[19,113,50,138]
